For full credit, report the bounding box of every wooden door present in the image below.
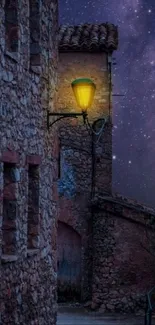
[57,221,81,302]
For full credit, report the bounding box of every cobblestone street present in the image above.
[57,305,151,325]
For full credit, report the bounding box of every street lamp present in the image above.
[47,78,96,129]
[71,78,96,111]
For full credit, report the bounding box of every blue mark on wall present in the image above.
[57,149,76,199]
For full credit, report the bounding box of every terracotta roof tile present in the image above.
[59,23,118,53]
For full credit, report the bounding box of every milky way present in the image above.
[59,0,155,208]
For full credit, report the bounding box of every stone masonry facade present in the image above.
[56,23,117,302]
[91,194,155,314]
[1,9,155,322]
[56,50,112,302]
[56,24,155,314]
[0,1,58,324]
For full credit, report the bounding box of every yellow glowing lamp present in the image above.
[71,78,96,111]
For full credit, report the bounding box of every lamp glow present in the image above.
[71,78,96,111]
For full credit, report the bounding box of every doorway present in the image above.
[57,221,81,302]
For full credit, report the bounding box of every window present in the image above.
[27,164,40,249]
[5,0,18,52]
[29,0,41,66]
[2,163,18,255]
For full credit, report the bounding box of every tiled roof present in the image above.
[58,23,118,53]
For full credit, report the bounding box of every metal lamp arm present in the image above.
[47,110,88,129]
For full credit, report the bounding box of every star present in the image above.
[59,0,155,208]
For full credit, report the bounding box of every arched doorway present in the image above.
[57,221,81,302]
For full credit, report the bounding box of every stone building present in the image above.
[56,23,155,313]
[0,1,58,324]
[57,22,117,302]
[91,194,155,312]
[0,2,155,321]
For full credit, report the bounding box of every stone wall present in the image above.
[0,1,58,324]
[57,52,110,122]
[91,195,155,313]
[55,38,155,315]
[58,125,93,301]
[56,51,112,301]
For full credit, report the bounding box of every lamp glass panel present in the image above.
[72,78,96,110]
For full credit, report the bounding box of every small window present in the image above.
[2,163,18,255]
[5,0,18,52]
[27,164,40,249]
[29,0,41,66]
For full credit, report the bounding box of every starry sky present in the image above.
[59,0,155,208]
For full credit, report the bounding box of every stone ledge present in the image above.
[92,195,155,217]
[26,154,41,165]
[0,150,20,163]
[27,249,39,257]
[1,254,18,263]
[4,51,18,62]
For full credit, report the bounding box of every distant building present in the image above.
[56,23,155,312]
[0,1,58,324]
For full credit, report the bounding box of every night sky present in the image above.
[59,0,155,208]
